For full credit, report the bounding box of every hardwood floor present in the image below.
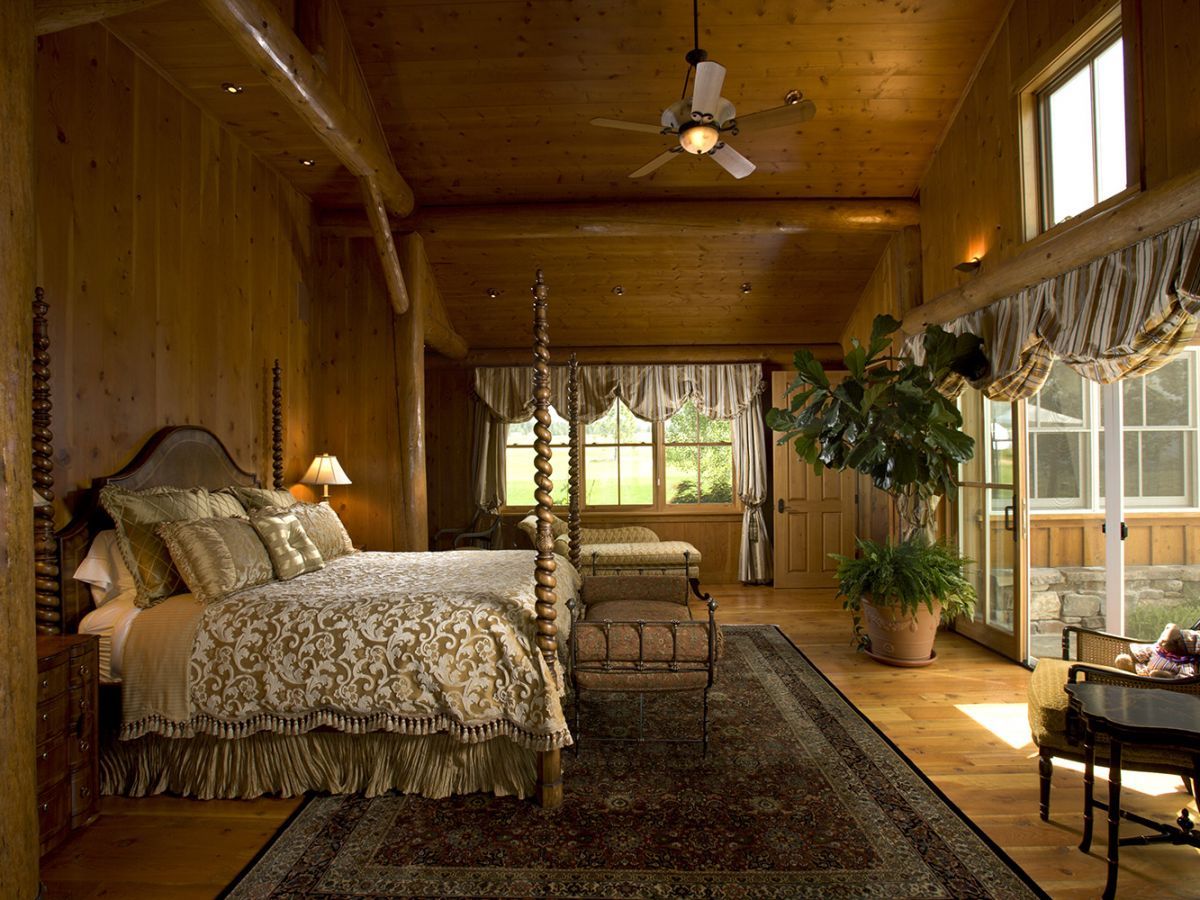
[40,585,1198,899]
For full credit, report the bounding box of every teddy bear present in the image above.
[1113,622,1200,678]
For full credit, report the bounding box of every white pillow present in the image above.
[73,530,136,606]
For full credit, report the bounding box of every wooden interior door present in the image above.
[772,370,856,588]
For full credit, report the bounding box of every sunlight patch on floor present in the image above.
[954,702,1191,798]
[955,702,1034,750]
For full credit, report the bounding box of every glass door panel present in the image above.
[1118,356,1200,637]
[955,389,1026,660]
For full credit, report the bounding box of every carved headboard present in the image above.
[56,426,260,634]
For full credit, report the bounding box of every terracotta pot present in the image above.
[860,596,942,666]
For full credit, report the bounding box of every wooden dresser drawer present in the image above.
[68,680,93,721]
[69,646,94,687]
[37,779,70,854]
[69,766,98,829]
[36,662,67,705]
[36,737,68,792]
[36,692,67,745]
[68,727,94,770]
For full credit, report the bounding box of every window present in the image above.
[504,406,569,509]
[1028,353,1198,511]
[1037,27,1126,230]
[664,400,734,505]
[503,398,738,512]
[583,400,654,506]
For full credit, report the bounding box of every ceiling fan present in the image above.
[591,0,817,180]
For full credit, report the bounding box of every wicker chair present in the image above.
[568,575,720,753]
[1027,622,1200,820]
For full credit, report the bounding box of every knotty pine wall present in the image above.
[310,233,416,551]
[34,25,315,518]
[920,0,1200,301]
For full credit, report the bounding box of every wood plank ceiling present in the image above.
[103,0,1010,350]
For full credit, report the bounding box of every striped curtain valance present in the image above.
[906,215,1200,400]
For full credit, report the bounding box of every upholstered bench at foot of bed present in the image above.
[569,576,719,751]
[568,541,702,578]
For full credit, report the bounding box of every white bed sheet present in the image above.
[78,589,142,682]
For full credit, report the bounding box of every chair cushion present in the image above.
[582,575,690,607]
[572,540,702,569]
[578,525,660,544]
[1028,657,1196,770]
[576,599,720,665]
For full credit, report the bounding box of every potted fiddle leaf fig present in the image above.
[766,314,987,664]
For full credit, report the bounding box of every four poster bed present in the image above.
[43,272,576,807]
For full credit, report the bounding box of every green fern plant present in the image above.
[832,537,976,648]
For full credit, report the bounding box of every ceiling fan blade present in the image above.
[732,99,817,133]
[709,142,755,179]
[629,148,682,178]
[690,61,726,120]
[590,117,664,135]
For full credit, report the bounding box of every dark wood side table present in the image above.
[1065,682,1200,900]
[35,634,100,857]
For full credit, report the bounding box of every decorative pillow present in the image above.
[221,485,297,511]
[208,491,247,518]
[518,513,568,545]
[156,517,275,604]
[100,485,213,607]
[286,502,355,560]
[73,530,136,607]
[251,511,324,580]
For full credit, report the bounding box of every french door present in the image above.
[953,389,1028,661]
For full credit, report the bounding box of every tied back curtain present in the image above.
[472,363,772,584]
[906,215,1200,400]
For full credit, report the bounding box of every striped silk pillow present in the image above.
[251,511,324,580]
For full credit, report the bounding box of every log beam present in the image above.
[316,198,921,241]
[393,268,428,551]
[397,233,468,360]
[33,0,166,33]
[437,343,845,368]
[361,176,410,315]
[902,167,1200,334]
[198,0,414,217]
[0,0,40,895]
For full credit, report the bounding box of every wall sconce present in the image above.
[302,453,352,503]
[954,256,982,274]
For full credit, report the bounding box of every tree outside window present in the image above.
[665,399,734,505]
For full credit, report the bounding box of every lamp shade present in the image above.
[301,453,352,486]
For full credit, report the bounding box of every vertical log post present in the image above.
[33,289,61,634]
[272,358,284,489]
[396,236,428,550]
[566,353,581,571]
[1,0,41,893]
[531,270,563,808]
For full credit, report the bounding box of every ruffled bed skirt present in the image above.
[101,732,537,800]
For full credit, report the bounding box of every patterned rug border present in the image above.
[749,625,1049,900]
[220,624,1050,899]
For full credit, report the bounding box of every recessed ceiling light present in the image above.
[740,282,752,294]
[221,82,244,95]
[784,89,803,105]
[486,288,499,299]
[299,158,317,167]
[612,285,624,296]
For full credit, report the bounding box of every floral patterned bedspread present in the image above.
[120,550,578,751]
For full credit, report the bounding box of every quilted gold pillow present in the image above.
[251,511,324,580]
[208,491,247,518]
[221,485,297,511]
[156,517,274,604]
[99,485,213,607]
[286,502,355,560]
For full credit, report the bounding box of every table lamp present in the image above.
[301,453,352,503]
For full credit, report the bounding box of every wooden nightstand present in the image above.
[35,633,99,856]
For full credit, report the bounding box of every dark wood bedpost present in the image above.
[531,270,563,808]
[33,288,61,635]
[271,358,284,489]
[566,353,581,571]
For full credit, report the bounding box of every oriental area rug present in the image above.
[224,626,1045,899]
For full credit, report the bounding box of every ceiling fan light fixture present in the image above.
[679,121,719,155]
